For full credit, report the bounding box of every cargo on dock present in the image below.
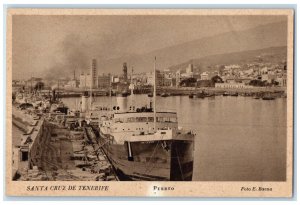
[12,102,117,181]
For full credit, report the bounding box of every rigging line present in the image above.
[176,146,184,180]
[144,140,160,174]
[144,133,166,174]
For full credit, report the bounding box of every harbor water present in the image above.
[61,95,287,181]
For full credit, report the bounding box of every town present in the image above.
[12,54,287,98]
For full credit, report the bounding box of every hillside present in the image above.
[167,46,287,73]
[99,21,287,73]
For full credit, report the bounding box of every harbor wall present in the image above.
[28,120,54,169]
[158,86,287,94]
[12,109,36,134]
[45,86,287,98]
[12,118,52,179]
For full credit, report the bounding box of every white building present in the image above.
[79,73,92,88]
[65,79,78,88]
[79,59,98,89]
[224,64,241,69]
[112,76,120,83]
[146,71,164,86]
[186,64,193,74]
[200,72,209,80]
[175,70,182,87]
[215,83,253,89]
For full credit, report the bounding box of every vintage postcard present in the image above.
[6,8,294,197]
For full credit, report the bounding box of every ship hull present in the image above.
[99,133,194,181]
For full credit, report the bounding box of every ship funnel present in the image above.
[81,91,89,112]
[116,96,127,112]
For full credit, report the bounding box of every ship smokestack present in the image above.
[81,91,89,113]
[116,96,127,113]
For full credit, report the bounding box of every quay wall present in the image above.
[49,86,286,97]
[158,86,287,95]
[12,109,36,134]
[12,116,32,134]
[28,120,54,169]
[13,118,54,175]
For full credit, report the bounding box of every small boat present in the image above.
[148,93,153,97]
[262,92,276,100]
[117,91,130,97]
[188,94,194,98]
[204,93,214,97]
[160,93,169,97]
[223,92,229,96]
[195,93,205,98]
[253,93,261,99]
[281,93,287,98]
[262,96,276,100]
[230,92,239,97]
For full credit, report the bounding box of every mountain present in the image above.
[99,21,287,74]
[167,46,287,73]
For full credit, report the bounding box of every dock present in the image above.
[12,104,117,181]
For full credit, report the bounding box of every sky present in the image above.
[12,15,287,79]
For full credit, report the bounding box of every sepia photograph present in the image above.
[6,8,294,197]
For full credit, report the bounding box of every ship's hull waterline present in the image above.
[99,133,194,181]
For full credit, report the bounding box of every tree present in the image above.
[180,78,197,87]
[34,81,45,91]
[249,79,268,87]
[197,80,213,87]
[211,75,223,84]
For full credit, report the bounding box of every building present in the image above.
[162,77,174,87]
[200,72,209,80]
[146,70,164,86]
[175,70,182,87]
[215,83,253,89]
[112,76,120,83]
[224,64,241,70]
[123,62,128,83]
[98,74,111,89]
[79,73,91,88]
[26,77,43,87]
[275,74,287,87]
[261,74,276,83]
[91,59,98,89]
[186,64,193,74]
[226,78,237,84]
[65,79,79,88]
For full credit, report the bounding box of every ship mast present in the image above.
[85,73,87,91]
[130,67,134,108]
[131,67,134,96]
[30,74,33,94]
[153,57,157,131]
[89,73,92,114]
[109,73,112,116]
[57,79,59,101]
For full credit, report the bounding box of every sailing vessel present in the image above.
[98,58,195,181]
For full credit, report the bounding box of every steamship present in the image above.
[98,58,195,181]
